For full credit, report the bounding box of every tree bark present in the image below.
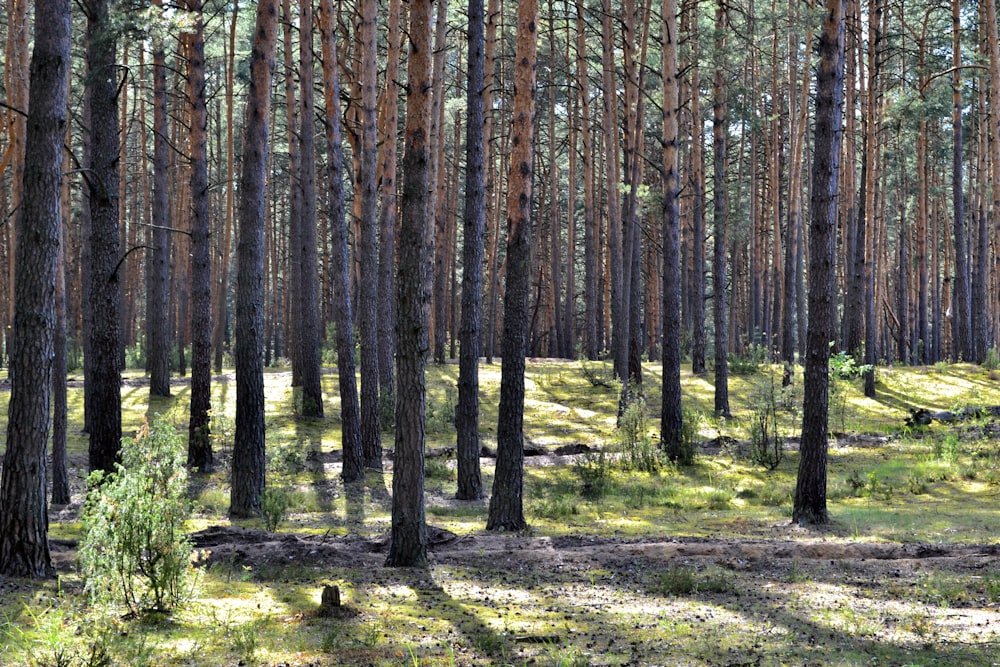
[712,0,731,418]
[487,0,537,533]
[84,0,122,474]
[186,0,213,469]
[0,0,69,577]
[794,0,846,526]
[231,0,278,518]
[456,0,487,501]
[319,0,364,482]
[387,0,435,567]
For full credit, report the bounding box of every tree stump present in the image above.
[319,584,341,614]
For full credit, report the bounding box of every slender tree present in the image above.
[386,0,435,567]
[231,0,278,518]
[456,0,487,501]
[298,0,324,418]
[358,0,383,468]
[186,0,213,469]
[84,0,122,473]
[712,0,731,418]
[661,0,684,460]
[487,0,537,532]
[794,0,846,526]
[0,0,70,577]
[319,0,364,481]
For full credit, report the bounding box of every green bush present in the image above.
[615,398,661,472]
[80,416,196,615]
[261,486,290,532]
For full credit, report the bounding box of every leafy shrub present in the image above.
[80,416,196,615]
[575,449,610,499]
[261,486,290,532]
[728,343,769,376]
[615,398,661,472]
[747,374,783,470]
[578,359,616,388]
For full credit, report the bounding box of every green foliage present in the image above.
[655,564,698,595]
[982,347,1000,371]
[829,347,873,380]
[672,408,701,466]
[426,385,456,432]
[728,344,769,376]
[578,359,616,388]
[746,374,783,471]
[80,416,196,615]
[261,487,290,532]
[615,398,662,472]
[932,433,962,464]
[575,449,611,499]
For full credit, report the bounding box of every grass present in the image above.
[4,360,1000,665]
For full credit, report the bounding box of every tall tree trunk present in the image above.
[386,0,434,568]
[688,5,706,375]
[213,0,239,374]
[298,0,324,418]
[0,0,68,577]
[281,0,302,386]
[950,0,970,362]
[712,0,731,418]
[85,0,122,474]
[487,0,537,533]
[431,0,451,365]
[661,0,684,460]
[231,0,278,518]
[186,0,213,469]
[984,0,1000,360]
[358,0,383,468]
[147,0,171,396]
[794,0,846,526]
[377,0,402,421]
[577,0,598,360]
[320,0,364,481]
[456,0,487,501]
[52,115,72,507]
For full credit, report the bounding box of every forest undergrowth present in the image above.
[2,359,1000,666]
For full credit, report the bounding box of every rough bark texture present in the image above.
[0,0,69,577]
[298,0,323,418]
[660,0,684,460]
[794,0,846,526]
[386,0,434,567]
[455,0,487,501]
[949,0,970,363]
[711,0,731,418]
[358,0,382,469]
[231,0,278,518]
[186,0,213,470]
[319,0,364,483]
[487,0,537,533]
[147,0,171,397]
[85,0,122,474]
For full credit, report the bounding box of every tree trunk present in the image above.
[85,0,122,474]
[456,0,487,501]
[186,0,213,470]
[661,0,684,460]
[386,0,434,568]
[0,0,69,577]
[358,0,383,469]
[950,0,970,362]
[487,0,537,533]
[794,0,846,526]
[298,0,324,418]
[281,0,302,387]
[577,0,598,360]
[231,0,278,518]
[712,0,731,418]
[319,0,364,483]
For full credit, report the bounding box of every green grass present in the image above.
[4,360,1000,665]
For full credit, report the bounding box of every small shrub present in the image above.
[80,416,196,615]
[579,359,615,388]
[426,386,456,432]
[747,374,783,471]
[656,564,698,596]
[728,344,768,376]
[575,450,610,499]
[615,398,661,472]
[261,487,290,532]
[982,347,1000,371]
[932,433,961,464]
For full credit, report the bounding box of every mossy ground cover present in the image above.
[2,360,1000,665]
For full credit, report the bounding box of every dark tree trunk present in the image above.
[387,0,434,568]
[319,0,363,482]
[711,0,730,418]
[85,0,122,474]
[487,0,536,533]
[52,183,70,506]
[281,0,302,387]
[0,0,70,577]
[794,0,846,526]
[359,0,382,469]
[377,0,402,422]
[660,0,684,460]
[950,0,971,362]
[231,0,278,518]
[577,0,597,361]
[298,0,324,418]
[147,0,171,397]
[455,0,487,501]
[187,0,213,470]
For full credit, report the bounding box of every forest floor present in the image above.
[3,360,1000,666]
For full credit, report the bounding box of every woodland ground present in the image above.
[2,358,1000,666]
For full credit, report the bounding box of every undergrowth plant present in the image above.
[747,373,783,470]
[615,397,661,472]
[80,416,196,615]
